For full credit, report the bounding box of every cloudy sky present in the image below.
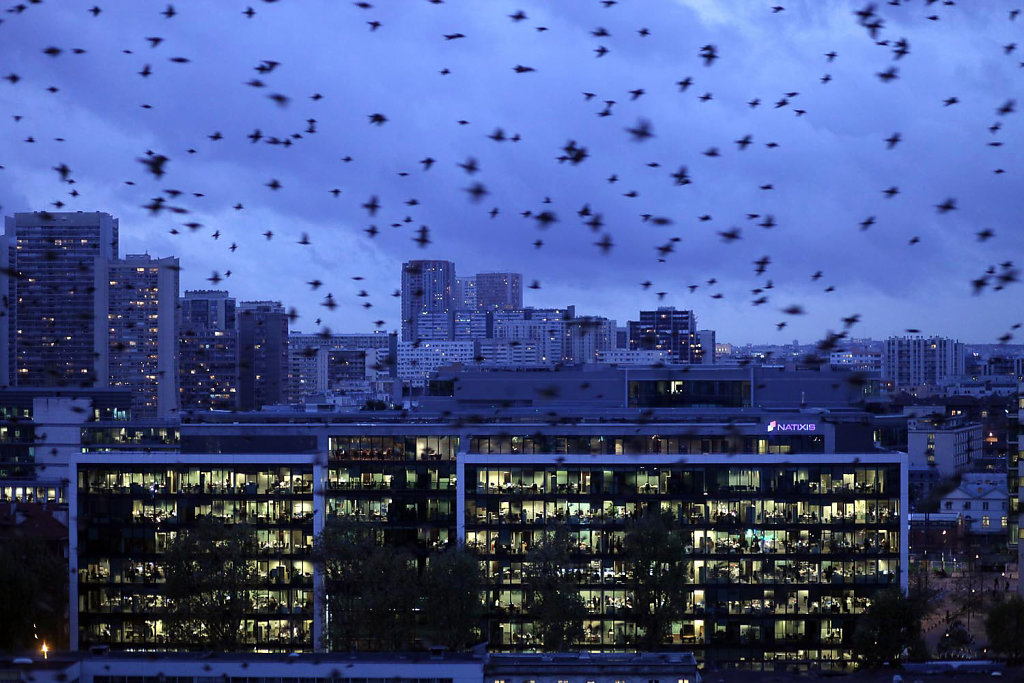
[0,0,1021,345]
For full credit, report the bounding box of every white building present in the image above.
[396,340,475,382]
[906,412,983,478]
[883,336,965,389]
[939,473,1008,535]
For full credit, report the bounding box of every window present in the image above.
[983,502,990,511]
[983,516,991,527]
[944,501,952,510]
[963,502,971,510]
[1003,516,1008,527]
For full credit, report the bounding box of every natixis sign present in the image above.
[767,420,817,433]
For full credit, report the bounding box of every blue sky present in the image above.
[0,0,1021,344]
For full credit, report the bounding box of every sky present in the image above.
[0,0,1021,346]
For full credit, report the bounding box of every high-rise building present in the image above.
[401,260,456,342]
[179,290,238,412]
[238,301,289,410]
[1,211,118,388]
[474,272,522,311]
[696,329,716,365]
[454,275,477,311]
[108,254,179,418]
[565,316,616,364]
[883,336,965,388]
[628,307,701,363]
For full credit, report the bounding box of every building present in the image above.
[401,260,456,342]
[696,330,716,365]
[596,349,669,366]
[455,275,477,311]
[474,272,523,312]
[0,365,903,669]
[883,336,966,389]
[628,308,701,364]
[906,412,983,478]
[107,254,179,418]
[179,290,238,412]
[66,401,904,669]
[238,301,289,410]
[938,472,1008,536]
[1,211,119,388]
[565,316,616,364]
[287,331,391,401]
[454,310,490,341]
[396,340,476,383]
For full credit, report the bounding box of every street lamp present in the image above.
[41,642,48,660]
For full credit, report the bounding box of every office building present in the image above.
[66,391,904,670]
[474,272,523,311]
[883,336,966,389]
[238,301,289,410]
[628,308,702,364]
[108,254,179,418]
[179,290,238,412]
[401,260,456,342]
[1,211,118,388]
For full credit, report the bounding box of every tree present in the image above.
[985,595,1024,663]
[951,566,984,630]
[524,523,586,650]
[623,511,688,649]
[0,537,66,652]
[315,518,418,651]
[850,587,927,667]
[421,543,484,651]
[162,519,258,650]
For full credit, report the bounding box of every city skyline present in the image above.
[0,2,1021,346]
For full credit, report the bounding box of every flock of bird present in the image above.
[0,0,1022,353]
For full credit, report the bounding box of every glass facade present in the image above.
[68,418,904,672]
[327,435,459,558]
[77,464,314,650]
[465,460,901,670]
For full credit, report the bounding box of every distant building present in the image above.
[107,254,179,418]
[455,275,477,310]
[696,329,716,364]
[237,301,289,410]
[474,272,522,311]
[884,336,965,389]
[596,348,669,366]
[1,211,119,388]
[830,350,882,372]
[401,260,456,341]
[179,290,238,412]
[453,310,490,341]
[628,307,702,363]
[906,411,982,477]
[565,316,615,364]
[396,340,475,382]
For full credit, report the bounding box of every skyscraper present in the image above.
[1,211,118,388]
[401,260,456,341]
[474,272,522,311]
[179,290,238,412]
[628,307,701,363]
[238,301,289,410]
[108,254,180,418]
[883,335,965,388]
